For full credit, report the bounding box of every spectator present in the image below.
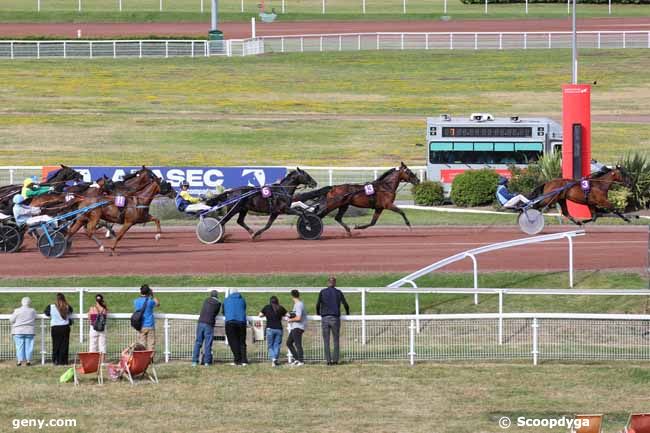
[107,342,147,381]
[223,290,248,366]
[316,276,350,365]
[88,294,108,355]
[259,296,288,367]
[133,284,159,351]
[10,297,36,367]
[286,289,307,366]
[192,290,221,367]
[44,293,73,365]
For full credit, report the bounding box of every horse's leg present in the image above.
[387,204,412,230]
[333,205,352,236]
[235,209,255,237]
[355,209,383,230]
[612,210,632,223]
[252,213,279,240]
[144,214,162,241]
[109,222,134,256]
[84,216,106,252]
[559,200,582,226]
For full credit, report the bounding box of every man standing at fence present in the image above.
[192,290,221,367]
[316,276,349,365]
[133,284,160,351]
[223,290,248,366]
[286,289,307,366]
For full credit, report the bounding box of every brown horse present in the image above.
[295,162,420,236]
[531,166,631,225]
[66,178,174,255]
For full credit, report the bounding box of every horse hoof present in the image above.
[155,234,161,241]
[105,231,111,239]
[99,246,105,253]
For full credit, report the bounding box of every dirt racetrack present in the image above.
[1,17,650,39]
[2,225,646,278]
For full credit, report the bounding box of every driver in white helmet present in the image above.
[12,195,54,227]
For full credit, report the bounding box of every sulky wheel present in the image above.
[297,213,323,240]
[0,225,23,253]
[37,231,68,258]
[518,209,545,235]
[196,217,224,245]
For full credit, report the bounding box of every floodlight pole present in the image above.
[211,0,218,30]
[571,0,577,84]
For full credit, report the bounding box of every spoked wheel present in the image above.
[37,231,68,258]
[196,217,224,245]
[0,225,23,253]
[297,213,323,240]
[518,209,545,235]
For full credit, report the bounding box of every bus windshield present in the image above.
[429,150,541,165]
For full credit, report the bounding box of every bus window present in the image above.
[430,150,543,165]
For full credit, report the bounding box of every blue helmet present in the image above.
[180,181,190,189]
[13,194,24,204]
[497,176,509,186]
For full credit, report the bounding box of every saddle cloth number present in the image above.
[364,184,375,196]
[261,187,272,198]
[580,180,590,193]
[114,195,126,207]
[65,193,75,202]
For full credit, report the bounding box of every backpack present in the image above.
[130,298,149,331]
[93,312,107,332]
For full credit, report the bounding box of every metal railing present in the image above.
[262,31,650,53]
[2,312,650,366]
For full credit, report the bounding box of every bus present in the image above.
[426,113,563,191]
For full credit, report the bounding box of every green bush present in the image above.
[618,151,650,210]
[411,181,444,206]
[608,185,631,212]
[538,152,562,182]
[450,169,500,207]
[507,164,543,197]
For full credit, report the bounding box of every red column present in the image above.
[562,84,592,219]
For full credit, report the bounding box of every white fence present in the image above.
[1,31,649,60]
[2,312,650,366]
[262,31,650,53]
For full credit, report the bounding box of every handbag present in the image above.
[130,298,149,331]
[93,312,107,332]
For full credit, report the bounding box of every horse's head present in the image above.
[398,162,420,186]
[287,167,318,189]
[48,164,83,185]
[613,164,632,188]
[159,181,176,198]
[96,176,115,194]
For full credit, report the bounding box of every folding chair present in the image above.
[73,352,103,386]
[623,413,650,433]
[125,350,158,385]
[571,414,603,433]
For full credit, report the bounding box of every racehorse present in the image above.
[0,165,83,214]
[66,177,175,255]
[529,166,631,225]
[205,168,318,240]
[294,162,420,236]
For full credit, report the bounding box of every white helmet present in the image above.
[12,194,24,205]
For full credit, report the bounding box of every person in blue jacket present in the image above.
[223,290,248,366]
[496,177,530,209]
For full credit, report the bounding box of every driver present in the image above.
[21,176,53,199]
[496,177,530,209]
[12,195,54,227]
[175,181,211,213]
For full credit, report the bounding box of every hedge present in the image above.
[450,169,500,207]
[411,181,445,206]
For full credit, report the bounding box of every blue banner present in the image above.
[70,166,287,195]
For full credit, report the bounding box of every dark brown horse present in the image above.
[295,162,420,236]
[66,178,174,255]
[530,166,631,225]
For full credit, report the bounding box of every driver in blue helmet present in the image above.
[12,194,53,227]
[175,181,211,213]
[496,177,530,209]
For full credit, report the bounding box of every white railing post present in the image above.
[338,35,342,51]
[9,168,14,183]
[10,42,14,60]
[499,32,502,50]
[191,41,195,57]
[425,33,429,50]
[647,31,650,49]
[113,41,116,58]
[358,34,361,50]
[469,253,479,304]
[373,169,378,180]
[119,0,122,11]
[200,0,203,13]
[401,33,404,50]
[567,235,574,288]
[598,32,601,49]
[474,33,478,50]
[37,41,40,59]
[159,0,163,11]
[165,40,169,58]
[623,32,626,49]
[362,0,365,13]
[498,290,503,345]
[240,0,243,12]
[531,318,539,366]
[548,32,552,49]
[89,41,93,59]
[524,32,527,49]
[37,0,41,12]
[376,33,380,50]
[408,319,415,366]
[40,317,46,365]
[282,37,285,53]
[361,289,366,345]
[322,0,325,13]
[78,0,81,12]
[402,0,406,13]
[449,33,453,50]
[319,36,323,52]
[282,0,285,12]
[79,289,84,344]
[300,37,304,52]
[414,293,420,333]
[164,317,170,363]
[328,169,333,186]
[139,40,142,58]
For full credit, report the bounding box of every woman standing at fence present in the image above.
[88,294,108,355]
[259,296,288,367]
[10,297,36,367]
[44,293,73,365]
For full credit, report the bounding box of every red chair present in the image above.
[623,413,650,433]
[73,352,103,386]
[572,414,603,433]
[125,350,158,385]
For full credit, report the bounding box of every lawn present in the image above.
[0,362,648,433]
[1,50,649,166]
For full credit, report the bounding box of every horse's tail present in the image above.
[293,186,332,202]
